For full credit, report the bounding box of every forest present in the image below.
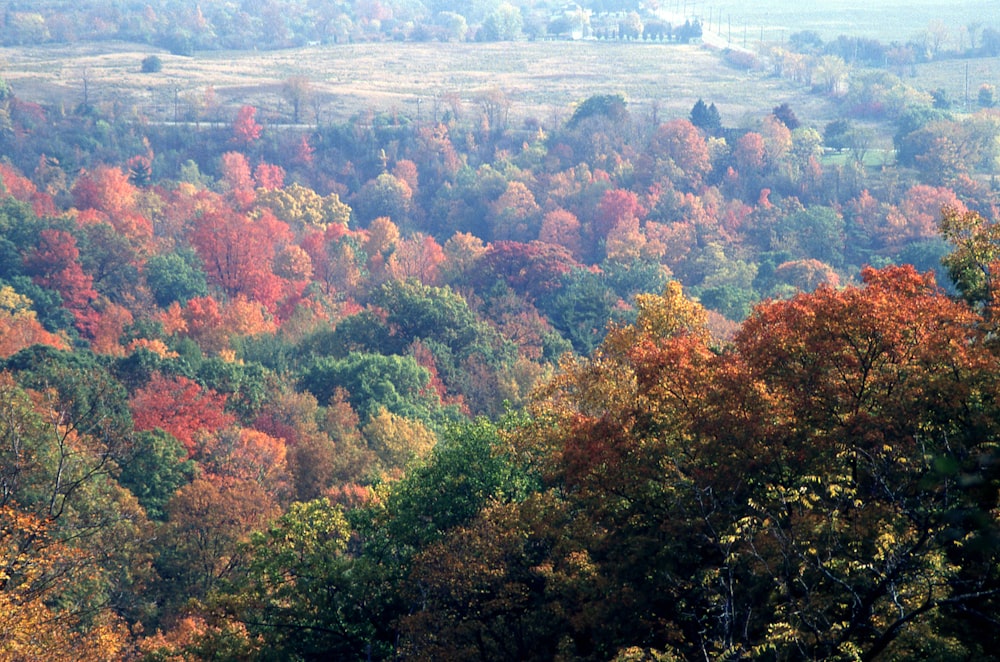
[1,1,1000,660]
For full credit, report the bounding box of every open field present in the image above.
[1,40,839,130]
[910,56,1000,110]
[693,0,995,46]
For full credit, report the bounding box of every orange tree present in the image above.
[405,269,1000,660]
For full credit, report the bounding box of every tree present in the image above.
[939,207,1000,319]
[281,76,312,124]
[23,228,97,330]
[771,101,800,129]
[211,498,363,659]
[353,173,413,226]
[140,55,162,73]
[0,368,149,642]
[567,93,628,129]
[650,119,712,191]
[301,352,436,423]
[480,2,523,41]
[189,209,290,311]
[0,285,68,356]
[232,105,263,146]
[130,372,236,456]
[362,407,438,471]
[0,506,131,660]
[495,266,1000,659]
[156,478,278,611]
[118,428,196,520]
[489,180,541,242]
[719,266,1000,659]
[689,98,722,133]
[144,248,209,307]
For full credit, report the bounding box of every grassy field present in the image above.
[1,40,839,130]
[910,56,1000,110]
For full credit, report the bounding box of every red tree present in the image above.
[131,373,236,456]
[23,229,97,330]
[232,105,263,146]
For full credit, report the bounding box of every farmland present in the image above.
[1,39,838,129]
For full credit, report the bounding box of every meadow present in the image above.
[1,40,837,130]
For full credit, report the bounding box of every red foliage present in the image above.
[232,105,263,146]
[188,209,291,312]
[253,162,285,190]
[130,373,236,456]
[478,240,582,300]
[22,229,97,327]
[594,188,644,241]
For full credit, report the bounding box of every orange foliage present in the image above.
[594,188,644,242]
[651,119,711,190]
[232,104,263,146]
[538,208,583,259]
[179,295,228,354]
[71,165,152,242]
[387,232,445,285]
[392,159,420,193]
[130,372,236,456]
[0,312,67,356]
[189,209,291,312]
[196,427,290,499]
[0,507,130,661]
[0,162,56,217]
[253,162,285,190]
[124,337,179,359]
[222,295,278,338]
[86,301,134,356]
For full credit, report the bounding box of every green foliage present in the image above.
[689,98,722,132]
[374,417,534,552]
[301,351,435,422]
[479,2,523,41]
[371,279,483,356]
[214,498,368,660]
[539,268,618,355]
[119,428,196,520]
[197,357,271,423]
[4,345,133,450]
[144,248,209,306]
[140,55,163,74]
[567,93,628,129]
[823,118,853,150]
[2,275,75,331]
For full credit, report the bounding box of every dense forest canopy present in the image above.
[1,0,1000,659]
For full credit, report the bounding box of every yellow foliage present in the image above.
[362,407,437,470]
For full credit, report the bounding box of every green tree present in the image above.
[140,55,162,73]
[118,428,196,520]
[480,2,523,41]
[212,498,366,659]
[144,248,209,307]
[300,351,436,422]
[689,98,722,132]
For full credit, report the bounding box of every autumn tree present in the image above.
[649,118,712,191]
[130,372,236,456]
[939,206,1000,320]
[189,209,291,311]
[281,75,312,124]
[22,228,97,332]
[232,104,263,147]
